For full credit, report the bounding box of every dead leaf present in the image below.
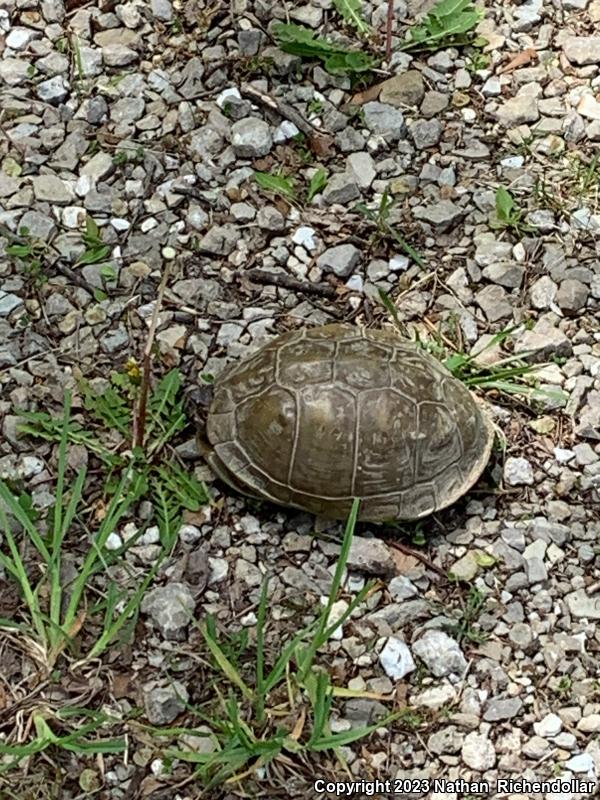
[389,549,419,574]
[350,82,384,106]
[308,132,335,158]
[290,708,306,741]
[497,48,538,75]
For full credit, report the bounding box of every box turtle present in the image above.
[204,323,494,522]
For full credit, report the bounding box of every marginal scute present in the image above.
[206,323,494,522]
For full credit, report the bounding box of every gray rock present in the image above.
[238,29,263,56]
[198,225,239,255]
[102,44,138,67]
[556,278,588,314]
[526,557,547,584]
[420,90,449,117]
[230,118,272,158]
[508,622,533,650]
[78,46,103,78]
[256,206,285,231]
[290,4,323,27]
[347,536,394,576]
[512,0,543,30]
[362,102,405,141]
[483,696,523,721]
[87,96,108,124]
[379,637,416,679]
[530,275,558,309]
[410,118,442,149]
[388,575,418,600]
[413,199,464,232]
[141,582,195,640]
[346,152,376,189]
[32,175,75,204]
[565,588,600,619]
[496,95,540,127]
[0,59,30,86]
[344,698,389,727]
[514,316,573,361]
[178,726,217,755]
[36,76,69,104]
[449,552,479,582]
[18,210,57,239]
[474,238,513,267]
[482,261,524,289]
[427,726,462,754]
[81,151,114,182]
[317,243,361,277]
[527,209,555,232]
[6,27,37,49]
[563,36,600,65]
[101,325,129,353]
[143,682,189,725]
[573,442,598,465]
[178,58,205,99]
[0,292,23,316]
[412,630,467,681]
[475,285,513,321]
[321,172,360,205]
[462,732,496,770]
[504,457,534,486]
[379,70,425,107]
[150,0,173,21]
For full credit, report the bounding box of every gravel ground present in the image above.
[1,0,599,798]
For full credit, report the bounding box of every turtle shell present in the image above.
[206,323,494,522]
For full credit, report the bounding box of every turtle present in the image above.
[203,323,495,522]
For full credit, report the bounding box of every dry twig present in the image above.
[132,261,173,449]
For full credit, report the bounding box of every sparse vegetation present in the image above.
[355,189,425,267]
[273,23,377,79]
[490,186,537,237]
[398,0,485,54]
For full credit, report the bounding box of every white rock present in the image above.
[292,226,318,251]
[410,684,457,709]
[105,532,123,551]
[504,456,534,486]
[320,598,348,640]
[6,27,36,49]
[273,120,300,142]
[533,712,562,737]
[179,524,202,545]
[379,637,416,679]
[462,732,496,770]
[564,589,600,619]
[412,630,467,681]
[208,557,228,583]
[216,87,241,108]
[554,447,576,463]
[345,274,363,292]
[21,456,45,477]
[62,206,87,228]
[564,753,595,773]
[139,525,161,546]
[577,94,600,121]
[389,255,409,271]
